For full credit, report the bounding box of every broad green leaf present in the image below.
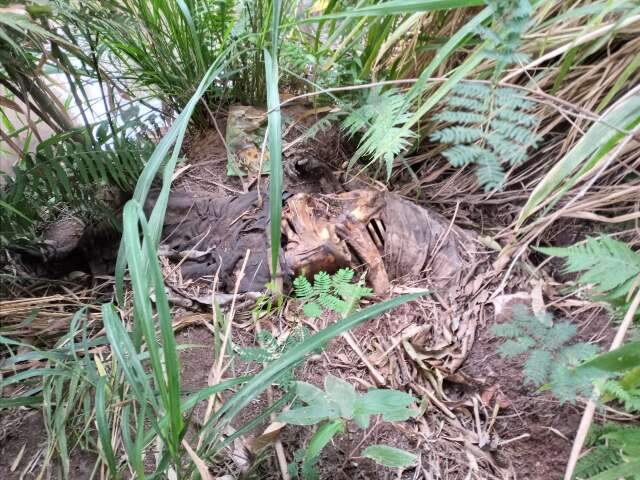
[355,389,418,422]
[264,48,283,279]
[277,404,339,426]
[589,458,640,480]
[304,419,344,464]
[324,375,357,418]
[577,342,640,374]
[362,445,417,468]
[295,381,327,404]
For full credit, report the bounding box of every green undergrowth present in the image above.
[495,235,640,480]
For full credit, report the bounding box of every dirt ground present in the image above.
[0,120,622,479]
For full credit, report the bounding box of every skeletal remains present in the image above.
[155,188,479,297]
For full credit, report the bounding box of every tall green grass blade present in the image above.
[264,49,283,279]
[96,377,121,479]
[101,304,158,412]
[405,8,490,104]
[115,49,231,304]
[307,0,484,19]
[516,93,640,227]
[121,404,145,479]
[265,0,283,279]
[596,55,640,112]
[138,203,184,453]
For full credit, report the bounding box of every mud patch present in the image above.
[0,409,96,479]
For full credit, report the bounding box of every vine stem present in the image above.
[563,284,640,480]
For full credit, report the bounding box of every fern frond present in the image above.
[295,268,371,319]
[560,343,599,365]
[549,364,590,403]
[490,120,539,146]
[332,268,355,288]
[294,276,314,299]
[444,95,490,113]
[313,271,331,295]
[497,336,535,358]
[476,152,505,191]
[523,349,552,385]
[575,445,623,479]
[577,424,640,479]
[430,126,484,144]
[544,322,578,351]
[494,105,537,126]
[451,83,492,99]
[490,322,523,338]
[318,294,348,314]
[431,83,538,190]
[539,236,640,299]
[433,111,486,125]
[441,145,486,167]
[429,0,537,191]
[602,380,640,412]
[495,88,536,109]
[494,306,603,403]
[341,88,415,178]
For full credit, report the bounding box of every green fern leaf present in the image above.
[433,111,486,125]
[444,95,490,113]
[332,268,355,287]
[441,145,486,167]
[523,349,552,385]
[451,83,491,99]
[538,236,640,299]
[544,322,578,351]
[342,88,415,179]
[575,445,623,479]
[561,343,599,365]
[430,126,484,144]
[490,322,522,338]
[303,302,323,319]
[497,337,535,358]
[313,271,332,295]
[602,380,640,412]
[476,152,505,191]
[294,276,314,299]
[318,294,348,314]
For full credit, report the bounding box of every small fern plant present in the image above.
[341,88,416,179]
[431,0,539,191]
[538,236,640,301]
[293,268,373,319]
[491,305,600,402]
